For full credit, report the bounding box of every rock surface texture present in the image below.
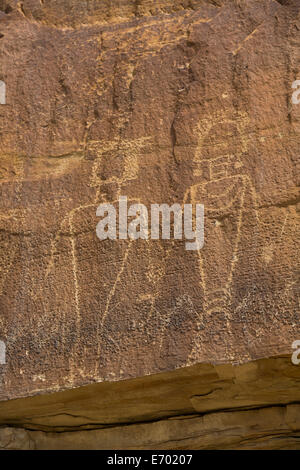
[0,0,299,450]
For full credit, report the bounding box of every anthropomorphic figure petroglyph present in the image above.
[46,136,171,376]
[182,111,260,362]
[186,112,258,308]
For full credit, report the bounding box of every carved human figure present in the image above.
[182,111,260,362]
[48,137,168,377]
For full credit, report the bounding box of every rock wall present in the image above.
[0,0,299,449]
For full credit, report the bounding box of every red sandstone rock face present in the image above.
[0,0,299,401]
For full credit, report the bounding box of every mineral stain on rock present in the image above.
[0,0,299,450]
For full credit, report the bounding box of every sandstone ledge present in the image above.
[0,355,299,449]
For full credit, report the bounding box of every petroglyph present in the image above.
[89,137,151,199]
[184,110,261,363]
[0,0,298,400]
[45,136,156,372]
[232,26,262,56]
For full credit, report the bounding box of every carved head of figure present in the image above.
[89,137,151,195]
[192,111,250,182]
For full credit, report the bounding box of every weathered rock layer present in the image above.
[0,356,300,449]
